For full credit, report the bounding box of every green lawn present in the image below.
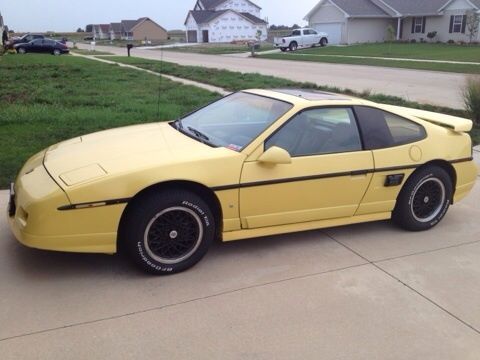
[0,54,219,188]
[294,43,480,62]
[162,42,274,55]
[259,43,480,74]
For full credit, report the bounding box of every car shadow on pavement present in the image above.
[4,224,357,280]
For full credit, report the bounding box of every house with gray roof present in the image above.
[185,0,268,43]
[305,0,480,44]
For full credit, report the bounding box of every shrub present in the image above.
[464,77,480,125]
[427,31,437,41]
[447,39,455,44]
[410,39,417,43]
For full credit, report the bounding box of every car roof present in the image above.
[243,89,360,105]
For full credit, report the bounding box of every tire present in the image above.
[320,38,328,47]
[392,166,452,231]
[280,47,287,52]
[17,47,26,54]
[53,49,61,56]
[122,189,215,275]
[289,42,298,52]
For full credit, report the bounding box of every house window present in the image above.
[413,17,424,33]
[452,15,464,33]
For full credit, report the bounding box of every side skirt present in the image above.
[222,212,391,242]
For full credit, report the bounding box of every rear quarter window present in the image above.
[355,106,426,150]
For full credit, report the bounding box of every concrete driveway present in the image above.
[76,43,467,109]
[1,179,480,359]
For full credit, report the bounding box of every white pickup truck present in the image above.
[274,28,328,52]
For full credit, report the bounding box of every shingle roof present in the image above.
[121,20,140,32]
[110,22,122,33]
[239,12,268,24]
[188,10,228,24]
[199,0,261,10]
[200,0,226,9]
[380,0,448,15]
[332,0,389,16]
[187,9,265,25]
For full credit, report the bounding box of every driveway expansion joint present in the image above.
[322,231,480,336]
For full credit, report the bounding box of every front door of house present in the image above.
[202,30,209,43]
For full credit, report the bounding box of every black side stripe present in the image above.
[57,157,474,210]
[212,157,474,192]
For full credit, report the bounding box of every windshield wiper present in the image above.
[174,118,184,130]
[187,126,210,142]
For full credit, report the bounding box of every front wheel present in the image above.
[320,38,328,47]
[392,166,452,231]
[122,189,215,275]
[17,47,26,54]
[53,49,61,56]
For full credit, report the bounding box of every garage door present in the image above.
[311,23,342,45]
[187,30,198,43]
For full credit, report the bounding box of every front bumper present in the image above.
[8,154,119,254]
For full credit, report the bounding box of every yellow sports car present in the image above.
[8,89,477,274]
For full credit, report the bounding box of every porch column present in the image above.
[396,17,401,40]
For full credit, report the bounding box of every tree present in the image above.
[76,27,85,33]
[466,10,480,43]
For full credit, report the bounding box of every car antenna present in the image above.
[156,47,164,120]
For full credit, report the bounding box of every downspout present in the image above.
[396,17,401,40]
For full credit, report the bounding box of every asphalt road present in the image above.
[1,175,480,358]
[76,43,467,109]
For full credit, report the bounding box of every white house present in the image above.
[185,0,268,43]
[305,0,480,44]
[0,12,5,34]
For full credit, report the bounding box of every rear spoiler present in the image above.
[381,105,473,133]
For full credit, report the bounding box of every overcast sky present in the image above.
[1,0,320,32]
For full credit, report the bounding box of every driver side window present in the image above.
[265,108,363,157]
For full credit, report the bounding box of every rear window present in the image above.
[355,106,426,149]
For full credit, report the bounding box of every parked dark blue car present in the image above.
[14,39,69,55]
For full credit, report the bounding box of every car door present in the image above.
[29,39,43,52]
[239,107,374,229]
[301,29,310,47]
[310,29,321,45]
[353,106,428,216]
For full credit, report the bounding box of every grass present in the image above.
[258,43,480,75]
[290,43,480,62]
[70,49,114,56]
[0,54,219,188]
[162,42,275,55]
[105,56,480,145]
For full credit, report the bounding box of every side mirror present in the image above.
[258,146,292,165]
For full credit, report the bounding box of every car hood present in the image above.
[43,122,228,188]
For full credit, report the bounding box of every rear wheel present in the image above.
[17,47,26,54]
[122,189,215,275]
[392,166,452,231]
[289,42,298,52]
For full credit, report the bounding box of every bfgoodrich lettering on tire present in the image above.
[122,189,215,275]
[392,166,453,231]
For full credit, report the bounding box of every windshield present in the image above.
[174,92,292,151]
